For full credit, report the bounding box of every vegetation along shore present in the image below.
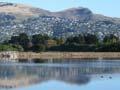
[0,33,120,60]
[1,33,120,52]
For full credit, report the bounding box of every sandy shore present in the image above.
[1,51,120,60]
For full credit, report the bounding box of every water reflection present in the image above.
[0,59,120,89]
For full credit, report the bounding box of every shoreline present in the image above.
[0,51,120,60]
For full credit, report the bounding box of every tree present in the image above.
[32,34,50,45]
[9,33,30,50]
[19,33,30,48]
[65,37,74,45]
[9,36,19,44]
[103,34,119,45]
[75,34,85,44]
[65,34,85,45]
[84,34,98,44]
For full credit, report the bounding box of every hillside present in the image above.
[0,2,120,42]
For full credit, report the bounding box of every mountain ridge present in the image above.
[0,2,119,22]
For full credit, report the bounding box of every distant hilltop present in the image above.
[0,2,119,21]
[0,2,120,42]
[0,2,93,20]
[0,2,15,6]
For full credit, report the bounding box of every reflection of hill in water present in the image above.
[0,60,120,89]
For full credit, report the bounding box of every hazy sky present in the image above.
[0,0,119,17]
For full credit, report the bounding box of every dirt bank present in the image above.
[15,52,120,59]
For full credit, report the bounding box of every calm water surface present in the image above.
[0,59,120,90]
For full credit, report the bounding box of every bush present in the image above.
[0,44,24,51]
[96,43,120,52]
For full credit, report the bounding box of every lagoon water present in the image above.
[0,59,120,90]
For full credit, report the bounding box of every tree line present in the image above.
[1,33,120,52]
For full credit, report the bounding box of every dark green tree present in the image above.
[65,34,85,45]
[84,34,98,44]
[9,33,30,50]
[18,33,30,50]
[32,34,50,45]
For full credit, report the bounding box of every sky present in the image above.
[0,0,119,17]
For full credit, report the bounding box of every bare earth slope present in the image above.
[0,2,119,22]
